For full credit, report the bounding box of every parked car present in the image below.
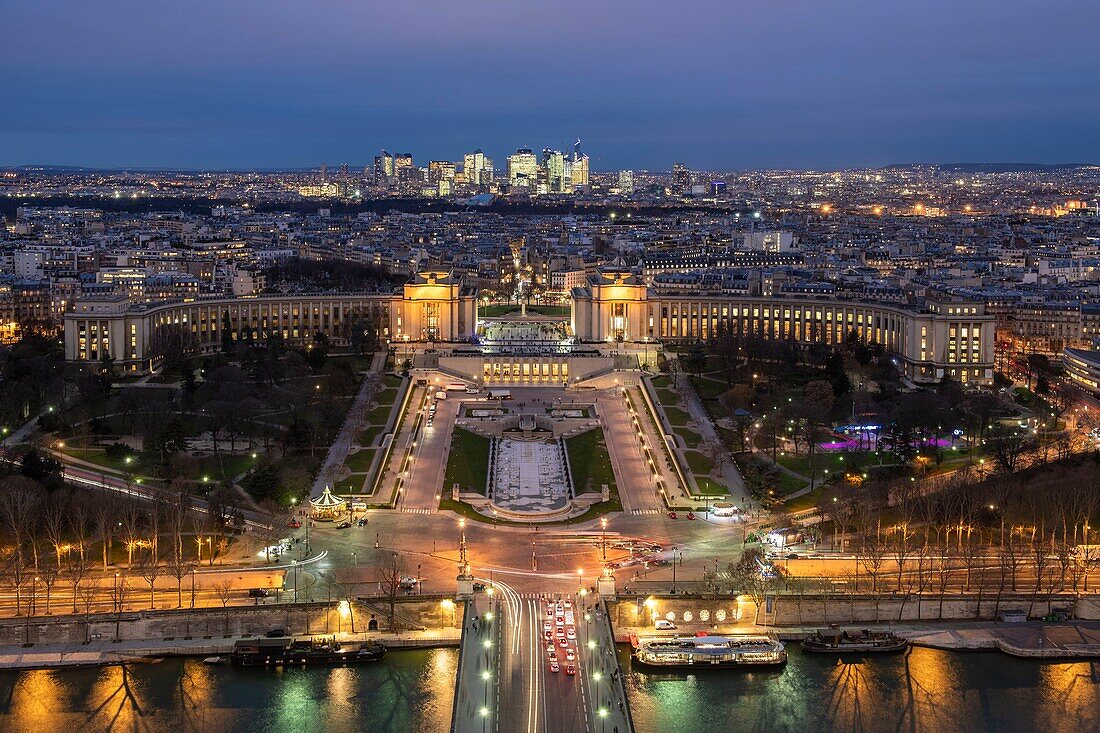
[654,619,677,630]
[264,628,286,637]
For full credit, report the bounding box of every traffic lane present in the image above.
[541,597,586,733]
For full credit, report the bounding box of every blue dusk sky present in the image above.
[1,1,1097,170]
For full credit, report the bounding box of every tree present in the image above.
[19,448,62,489]
[220,311,234,353]
[682,342,707,376]
[728,547,783,624]
[379,552,406,632]
[213,579,234,635]
[709,321,741,386]
[42,493,69,568]
[987,424,1033,473]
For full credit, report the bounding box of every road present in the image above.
[455,580,630,733]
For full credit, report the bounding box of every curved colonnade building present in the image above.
[64,265,994,385]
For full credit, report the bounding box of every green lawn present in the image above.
[59,447,137,474]
[344,448,378,473]
[358,424,387,448]
[565,428,617,495]
[784,485,825,512]
[777,450,883,479]
[662,406,692,427]
[443,428,491,494]
[655,388,678,406]
[690,375,728,401]
[682,449,714,475]
[193,453,255,482]
[367,403,395,425]
[672,427,701,449]
[336,475,367,493]
[690,478,731,497]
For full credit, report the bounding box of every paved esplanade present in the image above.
[453,584,632,733]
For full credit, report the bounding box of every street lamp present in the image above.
[600,518,608,562]
[577,568,584,595]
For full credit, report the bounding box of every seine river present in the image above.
[0,646,1097,732]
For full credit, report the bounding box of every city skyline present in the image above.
[3,1,1099,170]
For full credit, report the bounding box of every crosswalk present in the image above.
[631,508,661,515]
[400,507,434,514]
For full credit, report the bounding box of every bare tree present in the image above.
[137,551,164,610]
[378,552,405,632]
[212,579,234,635]
[68,499,93,565]
[119,504,143,567]
[42,494,69,569]
[64,553,89,614]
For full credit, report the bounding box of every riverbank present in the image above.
[0,627,461,671]
[613,618,1100,660]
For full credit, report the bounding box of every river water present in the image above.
[0,646,1097,732]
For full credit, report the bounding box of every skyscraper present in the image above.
[463,149,493,187]
[506,148,539,189]
[617,170,634,194]
[570,140,589,189]
[428,160,456,195]
[542,149,568,193]
[672,162,691,192]
[570,154,589,188]
[373,150,394,182]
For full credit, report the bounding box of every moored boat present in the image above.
[231,637,386,667]
[801,627,908,653]
[631,633,787,669]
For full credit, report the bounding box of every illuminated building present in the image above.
[463,150,493,187]
[570,265,995,385]
[506,149,538,189]
[1063,348,1100,397]
[617,170,634,194]
[542,149,569,193]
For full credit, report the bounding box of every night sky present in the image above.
[2,1,1098,170]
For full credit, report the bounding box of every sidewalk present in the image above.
[452,594,497,733]
[584,599,633,733]
[312,360,387,497]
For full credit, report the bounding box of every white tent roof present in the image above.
[310,486,346,508]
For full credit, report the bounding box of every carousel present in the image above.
[309,485,347,521]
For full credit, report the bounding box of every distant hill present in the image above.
[882,162,1095,173]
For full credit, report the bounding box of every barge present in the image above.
[801,627,908,654]
[631,633,787,669]
[231,637,386,667]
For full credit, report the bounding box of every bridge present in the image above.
[452,581,633,733]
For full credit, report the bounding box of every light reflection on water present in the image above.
[0,648,458,733]
[620,644,1100,733]
[2,645,1098,732]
